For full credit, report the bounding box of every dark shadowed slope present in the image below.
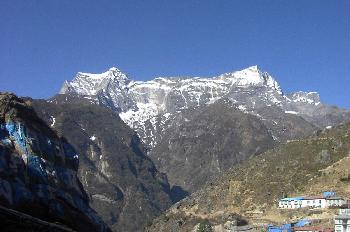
[32,94,172,232]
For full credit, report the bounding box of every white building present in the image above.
[327,197,345,208]
[279,197,327,209]
[340,208,350,215]
[279,192,346,209]
[334,214,350,232]
[278,197,303,209]
[300,197,327,209]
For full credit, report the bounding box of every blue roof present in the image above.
[323,191,336,197]
[280,197,304,201]
[267,224,292,232]
[294,219,311,227]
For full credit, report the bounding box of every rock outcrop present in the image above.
[0,93,110,232]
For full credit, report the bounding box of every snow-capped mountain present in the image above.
[59,65,350,148]
[57,65,350,198]
[60,65,282,117]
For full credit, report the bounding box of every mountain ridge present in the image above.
[59,65,348,151]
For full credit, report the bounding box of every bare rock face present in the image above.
[32,94,172,232]
[148,100,276,194]
[0,93,110,232]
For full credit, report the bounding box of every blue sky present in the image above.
[0,0,349,108]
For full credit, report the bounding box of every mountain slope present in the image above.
[145,123,350,231]
[32,94,172,232]
[148,99,318,194]
[0,93,110,232]
[149,100,276,194]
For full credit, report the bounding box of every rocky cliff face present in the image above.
[149,100,276,194]
[0,93,110,232]
[32,94,172,232]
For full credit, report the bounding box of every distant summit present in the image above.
[60,67,130,95]
[217,65,282,94]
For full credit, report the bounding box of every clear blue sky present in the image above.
[1,0,349,108]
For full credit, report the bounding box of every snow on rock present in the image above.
[92,194,117,204]
[50,116,56,127]
[217,65,282,94]
[238,105,248,113]
[59,65,324,149]
[119,102,160,129]
[60,67,130,96]
[288,91,321,105]
[285,111,299,115]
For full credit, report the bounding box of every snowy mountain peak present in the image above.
[107,67,129,79]
[59,67,130,95]
[247,65,259,71]
[59,65,335,148]
[109,66,119,71]
[218,66,282,94]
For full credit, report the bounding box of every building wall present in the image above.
[279,197,345,209]
[300,199,327,208]
[327,199,345,207]
[334,222,350,232]
[340,209,350,215]
[278,200,302,209]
